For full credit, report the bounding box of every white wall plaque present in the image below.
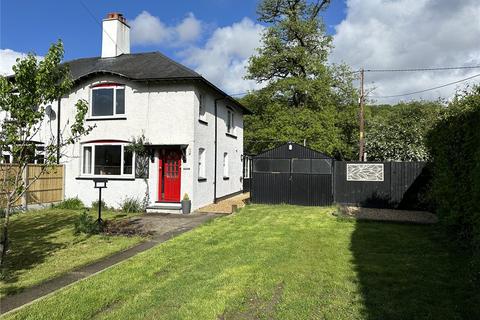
[346,163,384,182]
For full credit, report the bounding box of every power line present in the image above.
[79,1,125,55]
[227,65,480,97]
[363,65,480,73]
[370,72,480,99]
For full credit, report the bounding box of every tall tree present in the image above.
[365,101,444,161]
[0,41,92,265]
[243,0,358,158]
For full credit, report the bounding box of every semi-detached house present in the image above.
[35,13,248,212]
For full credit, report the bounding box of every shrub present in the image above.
[54,197,84,209]
[74,209,101,235]
[91,200,108,211]
[427,86,480,251]
[120,197,144,213]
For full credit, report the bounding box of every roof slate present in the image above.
[64,52,249,113]
[65,52,202,81]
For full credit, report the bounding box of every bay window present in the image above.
[81,144,134,177]
[91,84,125,117]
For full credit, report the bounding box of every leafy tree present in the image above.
[0,41,92,265]
[365,101,444,161]
[243,0,358,158]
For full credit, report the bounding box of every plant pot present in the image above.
[181,200,191,214]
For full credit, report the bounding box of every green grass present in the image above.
[0,209,143,298]
[3,205,477,320]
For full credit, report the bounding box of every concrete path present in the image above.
[0,212,219,315]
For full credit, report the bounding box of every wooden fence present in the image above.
[0,164,64,207]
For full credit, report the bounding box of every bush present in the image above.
[54,197,84,209]
[427,86,480,251]
[74,209,101,235]
[120,197,144,213]
[91,200,108,211]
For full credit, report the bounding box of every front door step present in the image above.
[146,202,182,214]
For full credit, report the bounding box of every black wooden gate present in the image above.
[251,143,333,206]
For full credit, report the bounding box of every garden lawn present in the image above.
[0,209,143,298]
[3,205,477,320]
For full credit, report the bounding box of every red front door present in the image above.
[158,150,182,202]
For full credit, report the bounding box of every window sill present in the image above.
[198,119,208,125]
[198,178,207,182]
[86,117,127,121]
[223,177,230,180]
[225,132,237,139]
[76,176,135,181]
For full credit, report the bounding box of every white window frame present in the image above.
[80,142,135,178]
[90,84,126,119]
[198,148,206,179]
[199,92,207,122]
[227,108,235,134]
[1,145,45,164]
[223,152,229,178]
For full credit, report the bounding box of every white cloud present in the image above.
[130,11,203,46]
[176,13,202,43]
[0,49,29,76]
[331,0,480,103]
[181,18,265,94]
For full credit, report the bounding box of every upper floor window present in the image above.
[227,109,234,134]
[91,84,125,117]
[199,93,206,121]
[81,143,133,177]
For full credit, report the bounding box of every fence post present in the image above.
[22,165,28,210]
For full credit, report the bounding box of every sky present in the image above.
[1,0,480,104]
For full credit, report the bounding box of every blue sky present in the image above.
[0,0,346,60]
[1,1,479,102]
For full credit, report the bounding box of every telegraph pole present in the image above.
[358,68,365,161]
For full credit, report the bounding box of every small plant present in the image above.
[91,200,108,211]
[74,209,101,235]
[120,197,144,213]
[183,193,190,201]
[54,197,84,210]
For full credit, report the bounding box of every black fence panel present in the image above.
[250,143,428,209]
[334,161,426,208]
[251,172,291,204]
[334,162,392,207]
[251,156,333,206]
[290,174,332,206]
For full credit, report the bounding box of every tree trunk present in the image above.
[0,201,11,266]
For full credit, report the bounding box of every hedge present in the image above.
[427,86,480,251]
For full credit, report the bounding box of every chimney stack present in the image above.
[102,12,130,58]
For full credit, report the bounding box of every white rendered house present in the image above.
[44,13,248,212]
